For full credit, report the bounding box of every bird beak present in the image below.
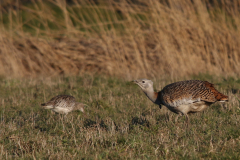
[132,80,137,84]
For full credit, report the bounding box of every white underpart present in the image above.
[166,98,208,115]
[168,97,200,107]
[177,102,208,114]
[43,105,54,109]
[52,107,72,114]
[159,96,209,115]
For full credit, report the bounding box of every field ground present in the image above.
[0,75,240,159]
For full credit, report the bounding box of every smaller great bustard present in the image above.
[133,79,228,124]
[41,95,85,114]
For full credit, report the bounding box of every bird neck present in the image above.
[143,87,159,105]
[73,103,84,112]
[72,107,79,111]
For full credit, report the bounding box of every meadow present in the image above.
[0,75,240,159]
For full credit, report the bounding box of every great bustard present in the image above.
[41,95,85,114]
[133,79,228,124]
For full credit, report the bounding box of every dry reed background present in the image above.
[0,0,239,78]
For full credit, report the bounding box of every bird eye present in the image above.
[142,81,145,83]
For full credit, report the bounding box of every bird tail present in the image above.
[216,94,228,102]
[204,81,228,102]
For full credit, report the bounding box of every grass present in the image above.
[0,75,240,159]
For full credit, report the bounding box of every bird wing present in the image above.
[160,80,217,107]
[43,95,76,108]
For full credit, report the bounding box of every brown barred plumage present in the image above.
[41,95,84,114]
[160,80,228,105]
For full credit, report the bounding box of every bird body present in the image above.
[133,79,228,124]
[41,95,84,114]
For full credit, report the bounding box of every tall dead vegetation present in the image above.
[0,0,239,78]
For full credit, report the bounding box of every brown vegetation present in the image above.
[0,0,240,78]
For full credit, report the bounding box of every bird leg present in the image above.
[175,114,180,123]
[184,114,190,128]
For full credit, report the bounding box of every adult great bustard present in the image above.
[133,79,228,125]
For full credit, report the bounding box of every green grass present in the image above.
[0,75,239,159]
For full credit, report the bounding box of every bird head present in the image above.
[133,79,154,91]
[75,103,85,113]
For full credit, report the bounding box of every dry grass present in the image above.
[0,0,240,78]
[0,75,240,159]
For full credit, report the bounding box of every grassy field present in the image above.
[0,75,240,159]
